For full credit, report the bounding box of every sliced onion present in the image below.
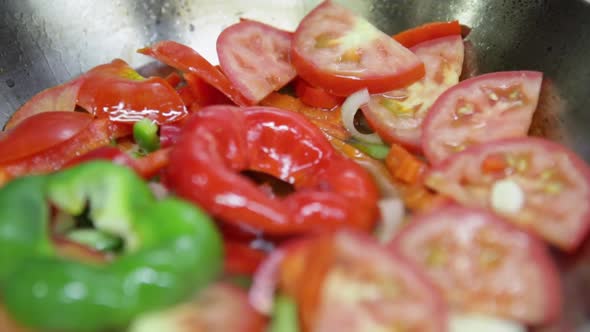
[341,89,383,144]
[375,197,406,243]
[248,248,286,315]
[449,313,526,332]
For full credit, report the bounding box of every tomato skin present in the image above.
[138,41,252,106]
[0,112,93,165]
[5,79,84,130]
[393,21,462,48]
[392,205,562,325]
[217,19,297,104]
[183,72,233,106]
[0,118,129,185]
[362,34,464,151]
[77,59,188,125]
[295,79,344,109]
[165,105,378,235]
[422,71,543,164]
[291,1,425,96]
[425,137,590,251]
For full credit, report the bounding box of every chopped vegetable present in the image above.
[341,89,383,144]
[165,105,379,235]
[269,295,300,332]
[0,162,223,331]
[385,143,427,184]
[133,118,160,152]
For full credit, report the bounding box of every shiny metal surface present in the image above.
[1,0,590,330]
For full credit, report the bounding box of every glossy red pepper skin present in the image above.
[165,105,379,236]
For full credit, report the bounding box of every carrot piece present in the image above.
[393,21,462,48]
[385,143,427,184]
[261,92,350,141]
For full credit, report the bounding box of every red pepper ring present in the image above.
[165,105,379,235]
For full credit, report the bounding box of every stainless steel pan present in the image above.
[1,0,590,330]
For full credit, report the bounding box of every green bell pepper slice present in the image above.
[0,161,223,332]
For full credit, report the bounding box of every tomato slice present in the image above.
[291,1,425,96]
[0,112,92,164]
[138,41,252,106]
[217,19,297,104]
[422,71,543,164]
[295,79,344,109]
[297,231,447,332]
[393,21,462,48]
[129,283,266,332]
[362,34,464,151]
[425,137,590,251]
[392,205,562,325]
[5,79,84,130]
[0,118,128,185]
[77,59,187,124]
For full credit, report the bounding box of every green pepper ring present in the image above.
[0,161,223,331]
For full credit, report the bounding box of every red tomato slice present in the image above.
[392,205,562,325]
[138,41,252,106]
[130,283,266,332]
[362,35,464,151]
[77,59,187,124]
[422,71,543,164]
[217,19,297,104]
[0,118,128,185]
[291,1,425,97]
[5,79,84,130]
[299,231,447,332]
[393,21,462,48]
[0,112,92,164]
[425,137,590,251]
[295,78,344,109]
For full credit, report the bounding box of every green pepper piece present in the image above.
[0,161,223,332]
[349,140,390,160]
[269,294,300,332]
[133,118,160,152]
[66,229,123,252]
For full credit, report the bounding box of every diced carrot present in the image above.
[261,92,350,141]
[385,143,427,184]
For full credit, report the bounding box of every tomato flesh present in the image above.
[425,137,590,251]
[422,71,543,164]
[392,205,561,325]
[217,19,297,104]
[297,231,447,332]
[291,1,425,96]
[5,79,84,130]
[362,34,464,151]
[0,112,92,165]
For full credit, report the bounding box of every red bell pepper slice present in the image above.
[165,105,379,235]
[393,20,462,48]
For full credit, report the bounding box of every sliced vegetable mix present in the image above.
[0,1,588,331]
